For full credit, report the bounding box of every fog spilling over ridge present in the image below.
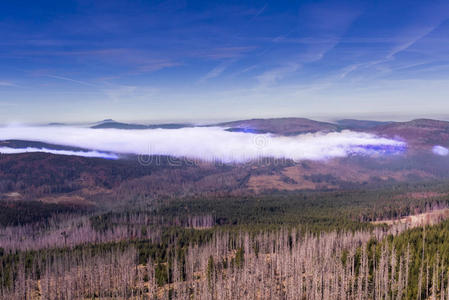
[0,126,406,163]
[0,146,118,159]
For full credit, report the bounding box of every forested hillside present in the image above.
[2,215,449,299]
[2,150,449,299]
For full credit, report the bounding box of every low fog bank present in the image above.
[0,126,406,163]
[0,146,119,159]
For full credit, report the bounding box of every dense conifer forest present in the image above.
[2,173,449,298]
[2,149,449,299]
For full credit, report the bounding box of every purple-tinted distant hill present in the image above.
[335,119,392,130]
[216,118,339,135]
[90,119,193,130]
[371,119,449,149]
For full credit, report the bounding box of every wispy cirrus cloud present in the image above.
[136,60,181,73]
[249,3,268,22]
[101,85,159,103]
[256,63,300,86]
[252,1,361,87]
[46,75,97,87]
[103,85,137,102]
[19,48,181,75]
[198,46,255,60]
[0,81,17,87]
[337,16,449,79]
[198,60,236,83]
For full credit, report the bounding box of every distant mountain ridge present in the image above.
[91,119,193,130]
[87,117,449,151]
[216,118,449,147]
[335,119,392,130]
[371,118,449,148]
[216,118,339,135]
[0,140,90,152]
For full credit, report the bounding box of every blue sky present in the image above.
[1,0,449,123]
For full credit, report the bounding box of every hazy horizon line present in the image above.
[2,113,449,127]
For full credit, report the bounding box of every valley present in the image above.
[2,118,449,299]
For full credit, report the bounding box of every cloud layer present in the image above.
[0,126,405,163]
[432,145,449,156]
[0,146,118,159]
